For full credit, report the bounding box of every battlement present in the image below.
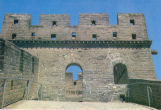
[39,14,70,26]
[0,13,157,107]
[0,13,148,41]
[79,13,109,25]
[2,13,145,26]
[3,14,32,26]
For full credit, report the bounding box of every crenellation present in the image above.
[0,13,149,40]
[79,13,109,26]
[39,14,70,26]
[0,13,159,108]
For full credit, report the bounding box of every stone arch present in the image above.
[65,63,83,101]
[65,63,83,73]
[113,63,128,84]
[65,63,83,80]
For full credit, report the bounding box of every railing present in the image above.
[126,81,161,109]
[0,77,42,108]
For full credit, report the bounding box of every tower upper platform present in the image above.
[0,13,148,41]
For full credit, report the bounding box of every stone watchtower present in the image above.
[0,13,156,102]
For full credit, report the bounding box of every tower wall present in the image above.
[0,13,148,40]
[1,14,32,40]
[79,13,109,25]
[23,47,155,101]
[0,13,157,103]
[39,14,70,26]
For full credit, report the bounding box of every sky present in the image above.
[0,0,161,79]
[66,65,82,80]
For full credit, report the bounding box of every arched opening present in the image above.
[66,64,82,80]
[65,63,83,101]
[113,63,128,84]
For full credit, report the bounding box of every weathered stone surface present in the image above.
[1,13,148,40]
[22,47,155,101]
[0,13,159,108]
[128,79,161,109]
[0,39,39,108]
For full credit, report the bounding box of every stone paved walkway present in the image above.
[5,100,156,110]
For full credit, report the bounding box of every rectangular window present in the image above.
[31,32,36,36]
[132,34,136,39]
[14,19,19,24]
[91,20,96,25]
[74,81,77,85]
[12,33,16,39]
[72,32,76,38]
[130,19,135,25]
[92,34,97,40]
[52,21,57,26]
[113,32,117,37]
[51,34,56,40]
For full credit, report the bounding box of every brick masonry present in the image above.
[1,13,148,40]
[128,79,161,109]
[0,13,160,108]
[0,39,39,108]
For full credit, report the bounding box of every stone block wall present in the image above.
[1,14,32,40]
[0,13,148,40]
[127,79,161,109]
[0,79,26,108]
[1,39,39,78]
[0,13,158,104]
[23,47,155,102]
[79,13,109,25]
[39,14,70,26]
[0,39,39,108]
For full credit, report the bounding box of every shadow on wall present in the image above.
[113,63,128,84]
[126,79,161,109]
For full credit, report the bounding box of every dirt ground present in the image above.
[4,100,156,110]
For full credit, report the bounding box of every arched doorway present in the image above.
[65,63,83,101]
[113,63,128,84]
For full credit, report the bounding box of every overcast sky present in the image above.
[0,0,160,79]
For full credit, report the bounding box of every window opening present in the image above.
[51,34,56,40]
[132,34,136,39]
[12,33,16,39]
[14,19,19,24]
[130,19,135,25]
[91,20,96,25]
[92,34,97,40]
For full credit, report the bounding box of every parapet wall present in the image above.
[40,14,70,26]
[0,39,39,108]
[0,13,158,107]
[0,13,148,40]
[0,39,39,77]
[79,13,109,25]
[127,79,161,109]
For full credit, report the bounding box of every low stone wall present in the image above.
[127,79,161,109]
[0,39,39,108]
[0,79,26,107]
